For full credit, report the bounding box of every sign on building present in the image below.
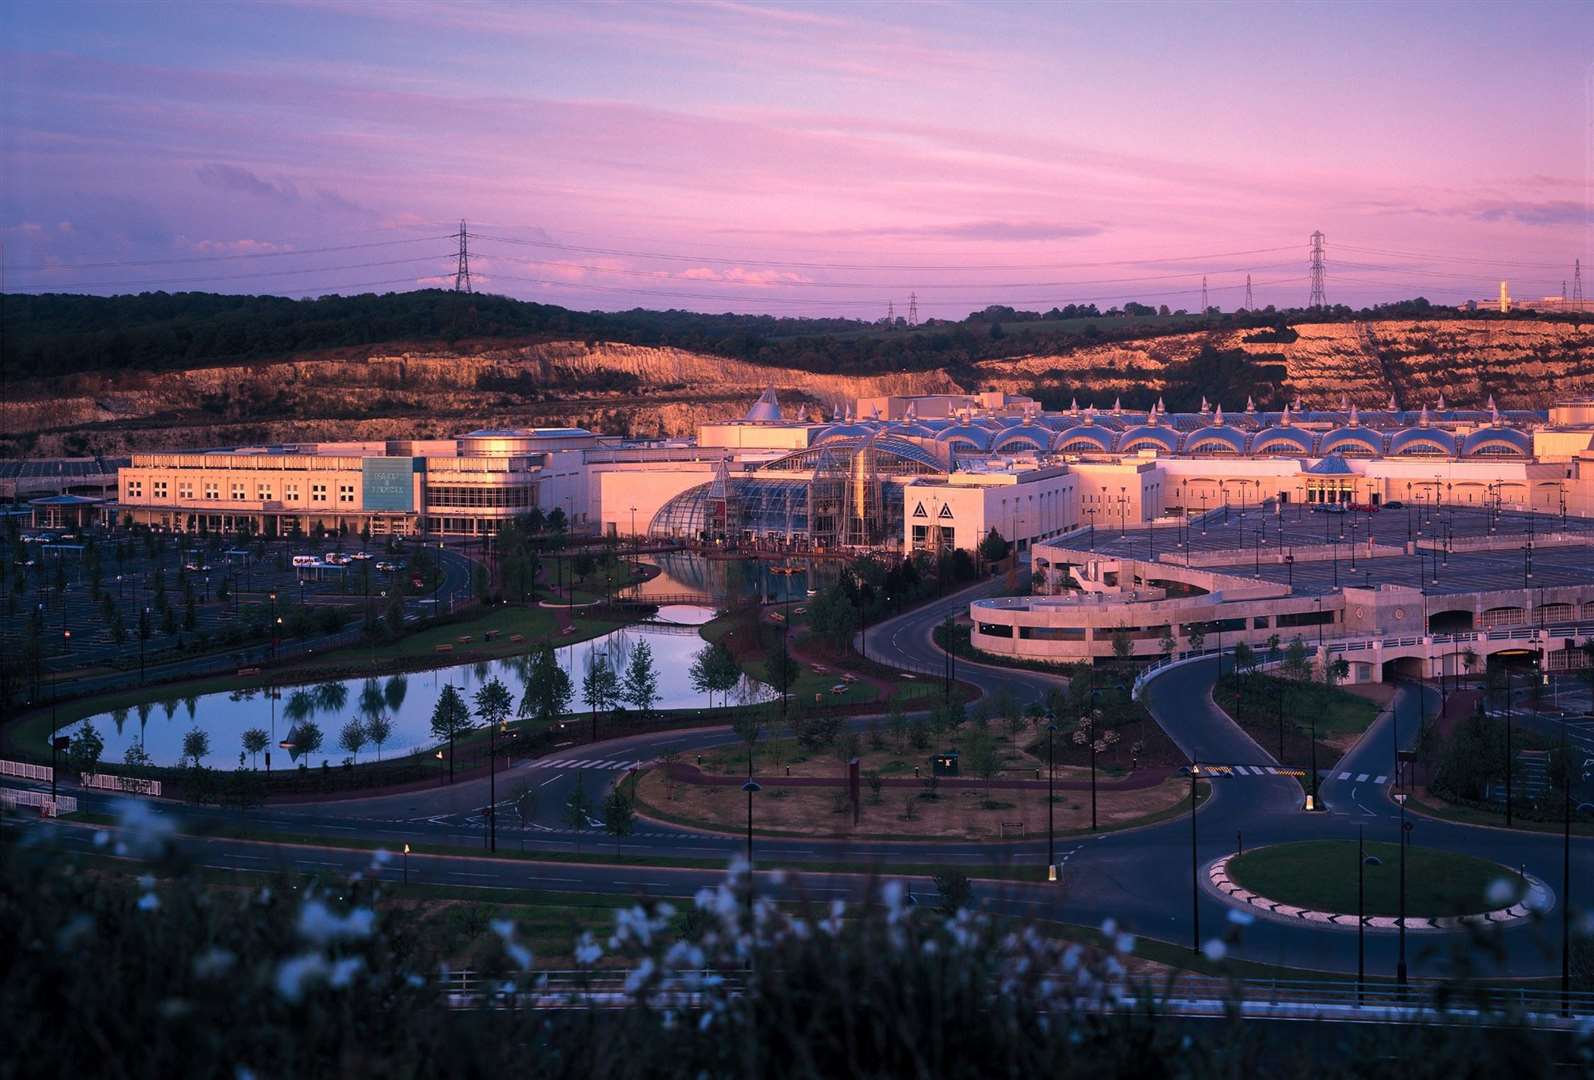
[362,457,419,512]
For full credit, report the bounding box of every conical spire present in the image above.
[1418,404,1429,427]
[1280,403,1292,426]
[1112,396,1122,416]
[1213,403,1224,425]
[1348,404,1359,426]
[1200,395,1210,412]
[1339,393,1350,411]
[1388,393,1397,410]
[1436,392,1446,410]
[1069,398,1079,416]
[1245,395,1256,413]
[905,401,917,421]
[1156,395,1166,414]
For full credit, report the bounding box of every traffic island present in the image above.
[1210,840,1546,931]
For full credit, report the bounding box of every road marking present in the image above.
[1373,775,1387,785]
[1265,767,1279,775]
[1337,772,1351,780]
[1355,773,1370,782]
[539,776,563,787]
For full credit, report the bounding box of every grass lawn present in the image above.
[537,555,649,605]
[1226,840,1524,918]
[1405,788,1594,837]
[1213,672,1381,774]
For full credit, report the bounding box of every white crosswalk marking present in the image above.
[1265,767,1279,775]
[1356,773,1369,782]
[1373,775,1387,785]
[1338,772,1351,780]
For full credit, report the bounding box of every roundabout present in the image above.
[1210,841,1545,931]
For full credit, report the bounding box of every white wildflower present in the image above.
[405,974,425,989]
[192,947,235,979]
[490,918,516,942]
[55,914,93,950]
[137,874,155,890]
[93,831,109,848]
[624,958,656,995]
[329,957,365,989]
[116,799,177,858]
[1116,932,1137,954]
[275,953,330,1002]
[1486,878,1516,906]
[371,848,392,866]
[296,899,374,944]
[1100,917,1117,938]
[136,892,159,912]
[573,932,603,966]
[1201,938,1227,962]
[1227,908,1255,927]
[506,943,533,971]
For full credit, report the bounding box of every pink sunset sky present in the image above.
[2,0,1590,317]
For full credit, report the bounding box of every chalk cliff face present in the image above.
[969,320,1594,408]
[7,321,1593,456]
[3,340,961,455]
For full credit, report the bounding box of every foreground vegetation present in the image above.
[6,808,1592,1078]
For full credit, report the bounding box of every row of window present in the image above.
[425,485,536,508]
[125,479,354,503]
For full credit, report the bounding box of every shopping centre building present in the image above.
[67,390,1594,561]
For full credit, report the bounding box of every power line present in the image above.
[1,234,455,274]
[467,231,1298,272]
[459,240,1300,290]
[4,254,455,292]
[1337,243,1573,270]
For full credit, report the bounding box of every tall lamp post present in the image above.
[1560,712,1573,1016]
[742,777,761,917]
[1189,760,1201,953]
[1358,825,1367,1002]
[1395,791,1411,987]
[1045,712,1057,878]
[1504,670,1514,828]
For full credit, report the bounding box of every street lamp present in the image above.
[742,777,761,917]
[1045,711,1057,877]
[402,842,410,884]
[1395,791,1411,987]
[1188,760,1201,954]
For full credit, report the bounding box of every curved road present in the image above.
[16,576,1592,979]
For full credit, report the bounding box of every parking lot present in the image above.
[1,526,474,689]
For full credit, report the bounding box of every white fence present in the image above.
[81,772,163,797]
[0,759,52,783]
[0,789,77,815]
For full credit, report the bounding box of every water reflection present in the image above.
[632,551,839,605]
[75,607,771,770]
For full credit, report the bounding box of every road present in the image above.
[11,574,1592,979]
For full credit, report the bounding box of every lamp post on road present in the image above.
[1358,825,1366,1001]
[1045,712,1057,875]
[1560,713,1572,1016]
[1189,759,1201,954]
[742,777,761,917]
[1504,670,1514,828]
[1395,792,1411,987]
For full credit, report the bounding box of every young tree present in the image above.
[429,683,472,783]
[978,527,1010,565]
[887,702,909,751]
[365,714,393,761]
[241,727,269,770]
[520,644,574,727]
[602,787,636,855]
[689,641,739,709]
[581,653,621,739]
[564,772,594,848]
[66,721,105,777]
[764,640,801,713]
[864,769,884,804]
[1184,622,1206,654]
[287,719,324,764]
[181,728,211,768]
[1232,641,1255,678]
[338,718,369,763]
[1159,629,1178,658]
[473,677,514,733]
[966,730,1002,803]
[1283,636,1310,681]
[621,640,660,719]
[731,710,762,772]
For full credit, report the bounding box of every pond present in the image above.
[72,606,773,770]
[632,551,841,605]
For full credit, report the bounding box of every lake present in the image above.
[73,606,772,770]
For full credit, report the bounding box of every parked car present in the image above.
[291,554,320,567]
[1383,500,1404,509]
[349,551,371,561]
[375,560,399,573]
[324,553,351,565]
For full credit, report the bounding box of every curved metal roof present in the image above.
[1182,425,1250,455]
[1460,427,1532,456]
[1115,424,1181,453]
[812,423,880,444]
[1318,427,1384,457]
[1249,427,1315,455]
[933,424,995,451]
[1387,428,1458,456]
[988,424,1053,452]
[1051,425,1116,453]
